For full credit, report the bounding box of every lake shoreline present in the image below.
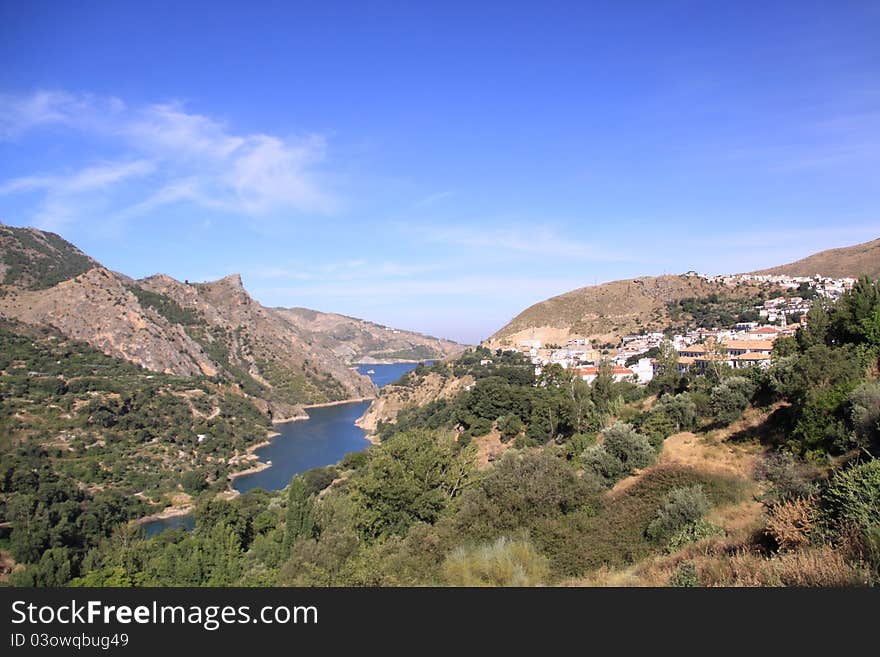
[137,504,195,525]
[351,359,424,366]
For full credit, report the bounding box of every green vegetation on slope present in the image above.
[0,225,97,290]
[125,284,204,326]
[4,277,879,588]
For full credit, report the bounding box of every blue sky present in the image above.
[1,1,878,344]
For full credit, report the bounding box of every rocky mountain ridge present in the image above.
[0,223,465,417]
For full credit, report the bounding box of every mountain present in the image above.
[0,223,464,417]
[751,237,880,279]
[0,223,99,289]
[485,274,768,349]
[275,307,465,364]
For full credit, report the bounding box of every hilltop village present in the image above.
[513,273,857,385]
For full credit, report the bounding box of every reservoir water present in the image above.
[142,361,422,536]
[232,400,372,494]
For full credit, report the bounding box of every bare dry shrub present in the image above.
[696,544,868,587]
[765,495,818,552]
[772,546,869,587]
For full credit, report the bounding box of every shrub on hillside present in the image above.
[602,423,657,471]
[452,450,598,541]
[669,561,700,587]
[765,495,818,552]
[645,485,710,544]
[849,381,880,449]
[580,444,626,487]
[657,393,698,432]
[709,377,755,425]
[639,409,677,448]
[754,452,817,503]
[820,459,880,533]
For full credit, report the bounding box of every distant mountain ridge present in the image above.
[750,237,880,279]
[0,223,465,417]
[276,307,464,364]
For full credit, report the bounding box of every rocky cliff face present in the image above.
[356,370,474,438]
[0,266,216,377]
[0,223,387,416]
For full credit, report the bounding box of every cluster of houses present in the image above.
[702,272,856,299]
[506,273,858,387]
[515,319,803,387]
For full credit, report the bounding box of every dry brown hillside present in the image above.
[751,237,880,278]
[486,274,768,348]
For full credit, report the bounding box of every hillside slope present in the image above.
[751,237,880,278]
[486,274,767,348]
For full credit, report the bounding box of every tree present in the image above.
[829,276,880,346]
[709,377,754,425]
[657,393,698,432]
[850,381,880,450]
[497,414,525,442]
[567,375,597,434]
[591,359,616,416]
[650,340,680,395]
[11,548,73,587]
[350,430,475,538]
[285,476,317,548]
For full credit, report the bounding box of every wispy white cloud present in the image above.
[0,160,156,195]
[0,91,337,226]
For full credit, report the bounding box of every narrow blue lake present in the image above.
[232,400,371,494]
[141,362,421,537]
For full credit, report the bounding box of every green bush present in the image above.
[452,450,598,542]
[709,377,753,425]
[820,459,880,533]
[340,451,368,471]
[850,381,880,449]
[350,430,474,538]
[581,445,626,486]
[645,485,710,544]
[602,423,656,471]
[670,561,700,587]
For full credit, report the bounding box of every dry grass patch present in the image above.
[471,429,514,470]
